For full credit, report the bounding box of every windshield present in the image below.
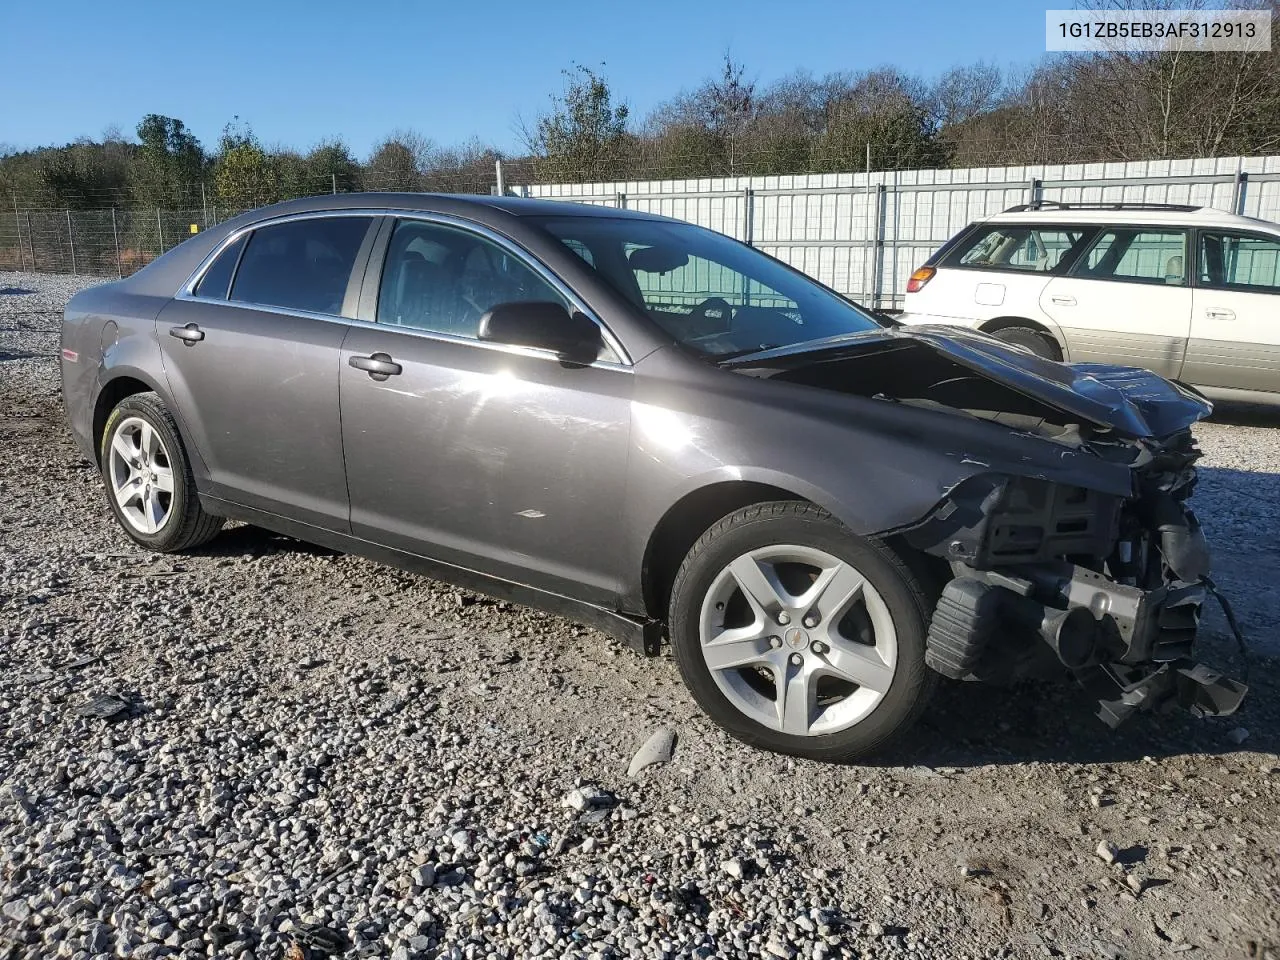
[532,216,884,358]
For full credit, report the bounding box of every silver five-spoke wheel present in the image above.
[107,416,175,535]
[698,544,898,737]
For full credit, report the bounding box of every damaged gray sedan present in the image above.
[60,194,1246,761]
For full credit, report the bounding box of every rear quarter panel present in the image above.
[61,282,192,468]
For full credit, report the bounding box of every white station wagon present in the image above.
[898,202,1280,405]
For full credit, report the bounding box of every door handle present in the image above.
[349,352,402,380]
[1050,295,1077,306]
[1205,308,1236,320]
[169,323,204,344]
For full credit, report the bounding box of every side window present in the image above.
[1199,231,1280,292]
[377,220,565,337]
[1073,229,1187,286]
[230,217,372,315]
[193,234,247,299]
[949,226,1086,273]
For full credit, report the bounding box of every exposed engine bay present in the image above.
[902,428,1247,727]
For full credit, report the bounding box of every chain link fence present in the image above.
[0,206,262,277]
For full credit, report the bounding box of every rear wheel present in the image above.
[989,325,1061,361]
[668,502,936,762]
[101,392,224,552]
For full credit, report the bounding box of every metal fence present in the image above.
[8,155,1280,307]
[0,206,258,277]
[522,154,1280,309]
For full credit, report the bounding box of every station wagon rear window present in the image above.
[946,225,1089,274]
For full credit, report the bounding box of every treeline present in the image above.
[4,24,1280,210]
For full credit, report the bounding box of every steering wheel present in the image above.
[687,297,734,336]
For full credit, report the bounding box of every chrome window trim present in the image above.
[167,295,633,372]
[177,207,633,366]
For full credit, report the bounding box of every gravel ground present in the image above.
[1,270,1278,960]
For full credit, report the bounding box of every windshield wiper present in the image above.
[715,344,783,362]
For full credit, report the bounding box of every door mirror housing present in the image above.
[478,301,603,363]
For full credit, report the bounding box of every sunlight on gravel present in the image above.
[2,272,1278,960]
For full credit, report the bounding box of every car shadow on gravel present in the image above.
[190,523,341,559]
[883,656,1275,769]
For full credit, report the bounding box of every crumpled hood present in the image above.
[724,324,1213,440]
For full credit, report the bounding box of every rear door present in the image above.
[1185,229,1280,396]
[1040,226,1192,377]
[158,214,377,529]
[338,217,633,603]
[909,222,1090,330]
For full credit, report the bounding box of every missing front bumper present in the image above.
[925,566,1247,727]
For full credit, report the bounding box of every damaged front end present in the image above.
[903,428,1247,727]
[726,325,1247,727]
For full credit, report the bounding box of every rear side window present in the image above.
[193,234,246,299]
[230,217,372,315]
[1199,231,1280,292]
[947,225,1087,273]
[1073,229,1187,285]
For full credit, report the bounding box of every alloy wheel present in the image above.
[698,544,899,736]
[107,416,175,535]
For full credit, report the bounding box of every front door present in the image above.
[1040,226,1192,377]
[158,215,375,528]
[339,217,632,602]
[1185,228,1280,396]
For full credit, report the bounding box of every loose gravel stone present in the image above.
[2,271,1279,959]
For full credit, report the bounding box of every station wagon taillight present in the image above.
[906,266,936,293]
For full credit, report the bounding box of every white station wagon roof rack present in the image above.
[1004,200,1203,213]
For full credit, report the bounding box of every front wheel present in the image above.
[669,502,936,762]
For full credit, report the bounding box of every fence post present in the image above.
[67,210,77,275]
[1027,176,1041,208]
[111,208,122,278]
[332,173,338,195]
[615,192,627,209]
[156,208,164,256]
[13,196,26,272]
[494,157,506,196]
[25,212,35,271]
[1232,169,1248,215]
[871,184,886,310]
[742,187,755,246]
[201,182,209,229]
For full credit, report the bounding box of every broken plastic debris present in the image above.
[627,727,677,777]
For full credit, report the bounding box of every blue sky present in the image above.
[4,0,1047,157]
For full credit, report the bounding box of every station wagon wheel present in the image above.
[990,325,1061,361]
[100,392,224,552]
[669,502,936,762]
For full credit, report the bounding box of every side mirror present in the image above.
[477,301,603,363]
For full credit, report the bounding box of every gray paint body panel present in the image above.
[60,193,1210,632]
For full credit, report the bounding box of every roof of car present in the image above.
[986,204,1279,232]
[234,192,668,221]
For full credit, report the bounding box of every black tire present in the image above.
[990,325,1061,361]
[100,392,224,552]
[668,501,937,762]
